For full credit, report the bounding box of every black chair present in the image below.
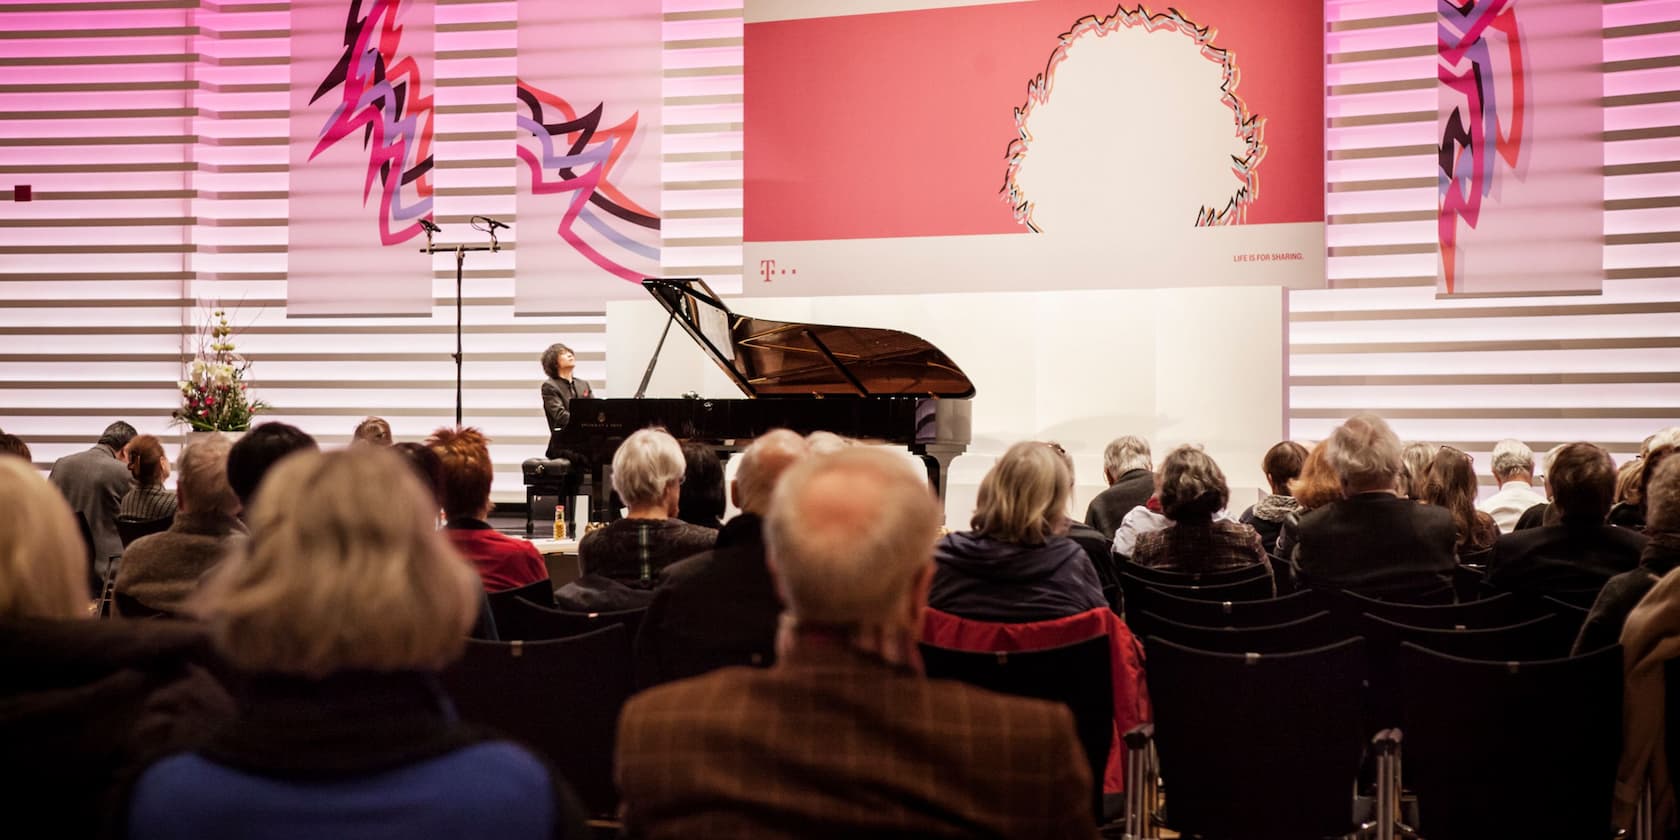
[1335,589,1536,631]
[921,637,1113,823]
[115,515,173,547]
[1398,643,1621,840]
[1132,587,1324,634]
[1359,612,1573,663]
[1137,636,1375,840]
[440,625,633,818]
[1451,562,1492,602]
[486,579,555,629]
[500,597,645,643]
[1539,595,1591,646]
[1141,610,1347,655]
[1119,560,1271,588]
[1124,573,1276,615]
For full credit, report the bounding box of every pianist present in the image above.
[540,342,594,460]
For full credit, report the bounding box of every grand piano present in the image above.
[565,278,974,517]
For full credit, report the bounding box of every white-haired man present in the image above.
[617,448,1097,839]
[635,429,809,687]
[1085,435,1153,542]
[114,434,246,615]
[1292,414,1458,598]
[1478,438,1547,533]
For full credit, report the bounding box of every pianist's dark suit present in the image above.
[541,375,593,460]
[1292,491,1458,598]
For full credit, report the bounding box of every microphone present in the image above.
[417,218,442,234]
[475,216,510,231]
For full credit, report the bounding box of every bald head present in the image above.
[732,429,810,515]
[765,448,942,627]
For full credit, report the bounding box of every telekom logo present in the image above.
[759,259,797,283]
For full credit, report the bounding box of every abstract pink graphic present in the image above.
[1002,6,1266,233]
[515,80,660,284]
[1438,0,1527,294]
[308,0,436,246]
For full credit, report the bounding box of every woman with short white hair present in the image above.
[124,447,588,840]
[572,428,717,596]
[928,441,1106,622]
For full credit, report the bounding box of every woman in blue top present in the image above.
[125,447,588,840]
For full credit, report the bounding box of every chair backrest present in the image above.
[1399,643,1621,840]
[1141,610,1348,655]
[114,515,173,547]
[1119,560,1270,588]
[1538,594,1592,642]
[1125,572,1275,606]
[1668,658,1680,811]
[439,625,633,818]
[921,637,1113,822]
[1451,562,1494,602]
[485,579,555,632]
[1143,636,1369,839]
[1334,589,1534,630]
[1359,611,1573,663]
[498,597,645,643]
[1134,587,1325,632]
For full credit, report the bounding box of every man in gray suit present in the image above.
[49,420,137,583]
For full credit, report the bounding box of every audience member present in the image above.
[1239,440,1309,553]
[48,420,137,580]
[1291,414,1457,598]
[118,434,178,522]
[0,432,31,462]
[125,447,587,840]
[616,448,1096,838]
[574,428,716,592]
[1609,427,1680,530]
[1084,435,1153,542]
[805,430,852,454]
[351,416,393,447]
[115,435,245,616]
[1512,444,1565,531]
[225,421,318,512]
[1576,456,1680,654]
[675,441,725,529]
[1487,442,1645,605]
[1477,438,1546,533]
[930,441,1106,622]
[636,430,808,687]
[0,457,231,838]
[428,427,549,592]
[1273,439,1340,560]
[1421,446,1500,555]
[1610,500,1680,830]
[1046,443,1123,609]
[391,441,446,513]
[1397,441,1437,501]
[1133,445,1272,588]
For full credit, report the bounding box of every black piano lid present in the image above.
[643,278,976,400]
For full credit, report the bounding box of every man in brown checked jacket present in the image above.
[616,448,1096,839]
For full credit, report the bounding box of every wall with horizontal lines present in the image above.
[1,0,1675,503]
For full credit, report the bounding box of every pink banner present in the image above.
[287,0,437,316]
[1437,0,1604,296]
[513,0,663,315]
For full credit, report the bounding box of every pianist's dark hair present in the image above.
[540,343,574,379]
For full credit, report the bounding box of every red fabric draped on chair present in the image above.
[921,607,1150,793]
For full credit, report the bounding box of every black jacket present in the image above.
[540,376,593,460]
[1575,536,1680,655]
[0,617,233,839]
[1292,492,1458,598]
[1487,518,1647,605]
[929,531,1107,623]
[634,514,781,688]
[1084,468,1155,543]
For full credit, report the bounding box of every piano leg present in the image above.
[916,444,965,502]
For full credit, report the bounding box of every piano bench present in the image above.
[521,457,575,536]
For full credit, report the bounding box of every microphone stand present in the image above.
[419,226,499,427]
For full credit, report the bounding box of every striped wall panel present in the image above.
[0,0,746,501]
[1297,0,1680,486]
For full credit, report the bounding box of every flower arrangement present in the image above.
[174,308,267,432]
